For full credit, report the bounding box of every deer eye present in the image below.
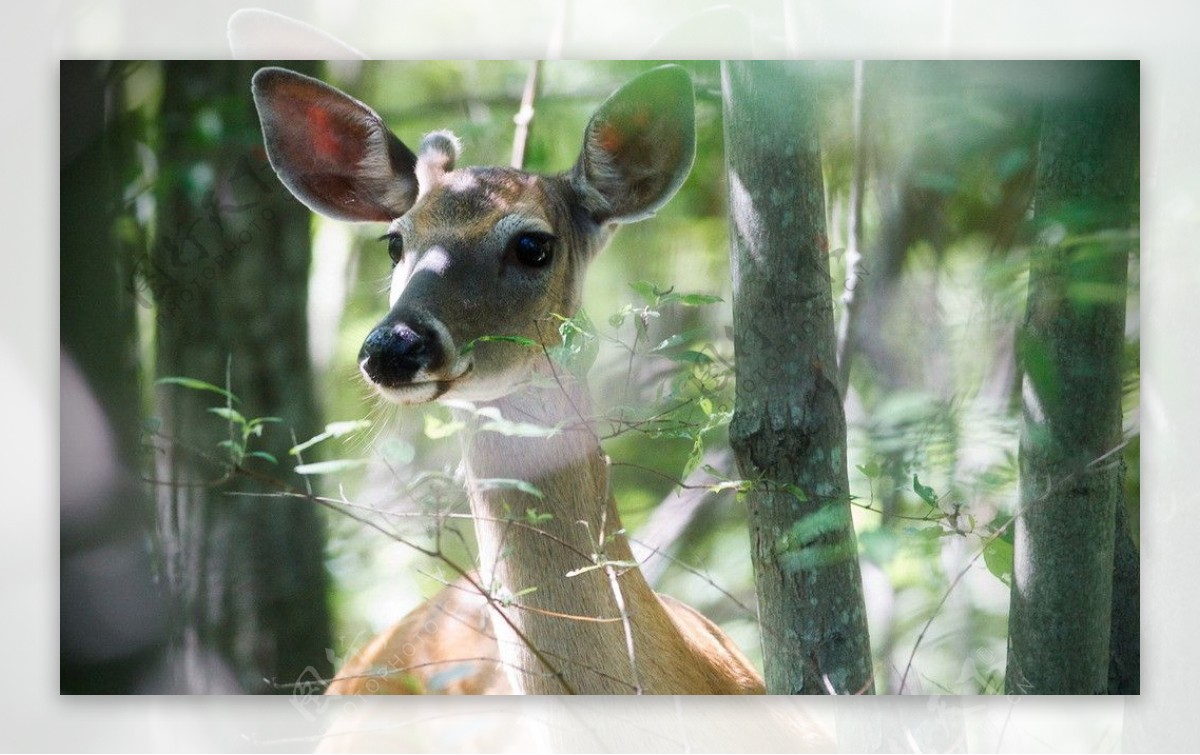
[380,232,404,265]
[511,231,555,268]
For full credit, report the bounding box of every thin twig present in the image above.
[835,59,869,396]
[510,60,543,169]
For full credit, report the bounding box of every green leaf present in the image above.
[650,328,708,353]
[424,412,465,440]
[781,483,808,503]
[672,292,723,307]
[290,419,373,456]
[982,536,1014,587]
[156,376,238,403]
[524,508,554,524]
[294,459,369,475]
[325,419,372,437]
[682,438,704,478]
[476,407,560,439]
[245,451,279,465]
[208,406,246,425]
[473,478,544,499]
[460,335,539,355]
[856,461,882,479]
[912,474,938,506]
[628,280,660,305]
[665,350,713,365]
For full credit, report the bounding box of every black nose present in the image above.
[359,322,441,387]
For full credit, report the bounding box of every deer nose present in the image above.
[359,322,442,387]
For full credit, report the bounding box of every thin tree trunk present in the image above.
[153,61,332,693]
[1005,61,1137,694]
[721,60,874,695]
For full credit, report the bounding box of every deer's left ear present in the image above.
[571,65,696,224]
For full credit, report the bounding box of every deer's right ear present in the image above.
[251,67,418,222]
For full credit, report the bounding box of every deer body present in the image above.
[252,65,764,695]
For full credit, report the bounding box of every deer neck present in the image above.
[455,372,669,694]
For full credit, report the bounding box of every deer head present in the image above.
[251,65,695,406]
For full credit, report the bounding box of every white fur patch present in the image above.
[388,246,451,308]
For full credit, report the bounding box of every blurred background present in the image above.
[59,60,1139,696]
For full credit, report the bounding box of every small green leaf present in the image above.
[666,350,713,365]
[912,474,938,506]
[294,459,369,475]
[673,292,722,307]
[208,406,246,425]
[460,335,539,355]
[781,483,808,503]
[983,536,1014,586]
[290,419,373,456]
[856,461,882,479]
[474,478,544,499]
[156,376,238,403]
[628,280,659,304]
[424,413,466,439]
[524,508,554,524]
[325,419,371,437]
[682,439,704,478]
[245,451,278,465]
[478,413,560,439]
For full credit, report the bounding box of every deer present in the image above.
[251,65,765,695]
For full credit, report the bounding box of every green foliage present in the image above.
[290,420,373,457]
[157,375,281,468]
[132,62,1138,691]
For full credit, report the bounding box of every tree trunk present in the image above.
[60,61,171,693]
[153,61,332,693]
[1005,62,1138,695]
[721,61,874,695]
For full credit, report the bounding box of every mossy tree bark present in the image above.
[1005,62,1138,695]
[721,61,874,695]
